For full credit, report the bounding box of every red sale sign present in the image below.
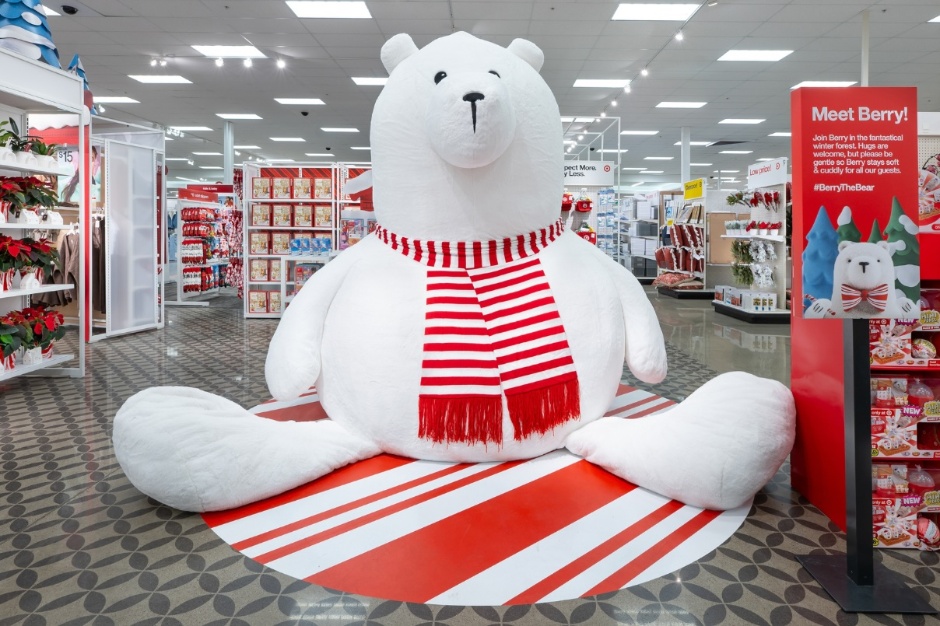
[792,87,920,320]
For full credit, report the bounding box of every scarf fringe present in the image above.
[507,377,581,441]
[419,395,504,445]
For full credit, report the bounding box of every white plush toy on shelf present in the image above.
[114,32,795,513]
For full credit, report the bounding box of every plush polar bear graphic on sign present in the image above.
[113,32,795,513]
[805,241,917,319]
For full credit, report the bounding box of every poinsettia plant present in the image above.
[21,306,65,350]
[726,191,748,208]
[745,220,757,232]
[0,320,21,359]
[0,176,57,217]
[0,234,33,272]
[20,237,58,271]
[758,221,770,230]
[770,221,783,230]
[1,310,33,351]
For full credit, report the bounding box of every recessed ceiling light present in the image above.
[171,126,212,131]
[769,132,791,137]
[277,59,287,69]
[597,149,628,153]
[243,58,253,68]
[305,153,333,157]
[720,119,765,124]
[718,50,793,62]
[215,58,224,67]
[270,137,305,142]
[621,130,658,135]
[577,134,584,140]
[350,146,371,150]
[791,80,857,89]
[192,45,266,58]
[287,1,372,18]
[165,158,190,161]
[40,5,60,15]
[640,170,664,174]
[234,145,261,149]
[622,167,646,171]
[193,152,222,156]
[612,3,698,21]
[321,127,359,132]
[352,77,387,86]
[641,68,649,77]
[719,150,753,154]
[713,169,740,173]
[756,158,775,162]
[129,75,191,84]
[274,98,325,105]
[928,14,940,22]
[265,158,297,163]
[673,141,713,146]
[199,166,223,170]
[573,79,630,88]
[656,101,707,108]
[93,96,139,104]
[644,156,673,161]
[216,113,262,120]
[690,163,712,167]
[721,177,738,180]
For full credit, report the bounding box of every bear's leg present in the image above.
[114,387,381,512]
[565,372,795,510]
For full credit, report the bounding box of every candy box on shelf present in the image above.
[293,205,313,228]
[269,260,282,282]
[250,204,271,227]
[268,291,283,313]
[315,178,332,199]
[272,205,293,227]
[315,205,332,227]
[249,232,270,255]
[252,178,271,199]
[249,259,269,282]
[248,291,268,313]
[272,178,292,200]
[293,178,312,199]
[271,232,291,255]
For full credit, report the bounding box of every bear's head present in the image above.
[370,32,562,241]
[834,240,896,292]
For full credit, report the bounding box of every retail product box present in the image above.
[289,238,303,255]
[870,319,917,366]
[315,178,332,199]
[249,258,269,282]
[249,232,270,255]
[294,263,322,288]
[340,219,366,250]
[293,178,312,199]
[871,463,940,550]
[250,204,271,227]
[315,205,332,227]
[637,222,659,237]
[248,291,268,313]
[293,204,313,228]
[271,231,291,255]
[715,285,730,303]
[269,259,282,282]
[644,238,658,256]
[870,377,940,459]
[268,291,283,313]
[636,201,655,220]
[272,205,293,228]
[252,178,271,199]
[312,236,332,254]
[741,292,778,312]
[272,178,292,200]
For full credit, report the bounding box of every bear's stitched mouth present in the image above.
[462,91,485,133]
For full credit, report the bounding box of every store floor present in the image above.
[1,289,936,626]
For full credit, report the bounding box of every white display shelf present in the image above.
[0,158,71,178]
[0,353,74,382]
[720,234,785,243]
[0,222,76,231]
[183,260,229,268]
[249,198,332,203]
[247,225,332,231]
[0,283,75,301]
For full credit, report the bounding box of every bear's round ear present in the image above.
[381,34,418,75]
[838,240,853,252]
[507,38,544,72]
[877,240,893,254]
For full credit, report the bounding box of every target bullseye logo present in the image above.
[603,164,611,173]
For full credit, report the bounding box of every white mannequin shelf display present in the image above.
[713,158,791,324]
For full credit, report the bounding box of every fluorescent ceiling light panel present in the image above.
[129,75,191,84]
[640,170,664,174]
[216,113,262,120]
[305,153,333,157]
[929,14,940,22]
[631,182,645,187]
[352,77,387,86]
[597,149,628,153]
[321,127,359,132]
[791,80,856,89]
[192,45,265,58]
[622,167,646,170]
[193,152,221,156]
[621,130,658,135]
[720,150,752,154]
[265,158,297,163]
[656,101,706,108]
[40,6,60,16]
[350,146,371,150]
[199,166,223,170]
[274,98,325,105]
[270,137,305,142]
[644,156,673,160]
[690,163,712,166]
[171,126,211,131]
[673,141,713,146]
[756,158,775,162]
[718,50,793,62]
[575,117,596,123]
[713,169,740,173]
[719,119,765,124]
[234,145,261,149]
[93,96,139,104]
[287,1,372,18]
[560,117,574,123]
[573,79,630,88]
[165,158,189,161]
[612,3,698,21]
[769,132,792,137]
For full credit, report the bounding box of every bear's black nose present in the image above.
[858,261,869,272]
[463,92,485,103]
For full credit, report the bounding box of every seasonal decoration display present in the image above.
[0,117,59,170]
[0,305,65,367]
[920,153,940,232]
[0,0,61,68]
[112,32,796,514]
[802,206,840,311]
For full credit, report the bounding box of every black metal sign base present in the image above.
[798,554,934,614]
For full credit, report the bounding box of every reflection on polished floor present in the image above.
[0,292,936,626]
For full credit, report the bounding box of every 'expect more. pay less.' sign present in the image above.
[564,161,615,186]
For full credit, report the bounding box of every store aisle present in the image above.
[0,295,936,625]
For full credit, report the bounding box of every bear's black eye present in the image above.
[434,71,447,84]
[489,70,500,78]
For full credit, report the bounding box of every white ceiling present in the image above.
[43,0,940,188]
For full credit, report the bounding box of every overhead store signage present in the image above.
[178,188,218,203]
[792,87,919,319]
[683,178,704,201]
[563,161,614,186]
[747,157,788,188]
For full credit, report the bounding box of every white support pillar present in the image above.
[861,9,870,87]
[680,126,691,184]
[223,120,234,185]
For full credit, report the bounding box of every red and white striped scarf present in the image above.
[374,219,580,446]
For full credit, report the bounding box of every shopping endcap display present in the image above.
[111,32,795,514]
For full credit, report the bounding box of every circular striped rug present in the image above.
[203,384,749,605]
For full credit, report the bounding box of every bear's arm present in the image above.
[264,242,368,400]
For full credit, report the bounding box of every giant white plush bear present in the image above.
[114,32,795,513]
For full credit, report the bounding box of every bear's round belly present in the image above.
[317,240,625,462]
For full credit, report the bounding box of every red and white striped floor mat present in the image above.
[202,385,749,605]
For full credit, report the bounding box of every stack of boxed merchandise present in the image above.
[714,285,778,312]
